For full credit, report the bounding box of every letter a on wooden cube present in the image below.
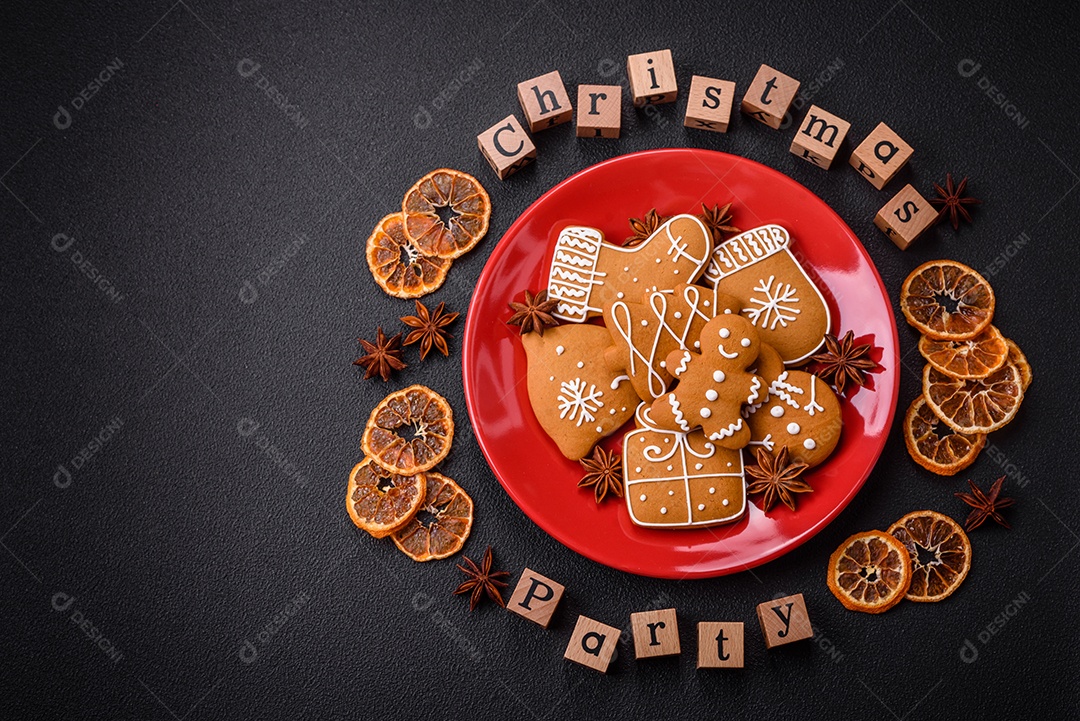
[850,122,914,189]
[576,84,622,138]
[697,622,744,669]
[874,184,936,249]
[477,114,536,180]
[684,75,736,133]
[741,64,799,129]
[756,593,812,649]
[627,49,677,106]
[564,615,620,673]
[631,608,681,659]
[517,70,573,132]
[790,105,851,169]
[506,568,565,628]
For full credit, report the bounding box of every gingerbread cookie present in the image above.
[702,225,831,364]
[744,369,842,467]
[547,214,713,323]
[522,324,639,460]
[623,403,746,528]
[604,283,741,401]
[648,314,764,449]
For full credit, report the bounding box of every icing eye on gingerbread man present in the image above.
[647,314,764,450]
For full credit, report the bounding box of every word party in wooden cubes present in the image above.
[506,568,565,628]
[517,70,573,132]
[874,183,936,249]
[630,608,681,659]
[696,621,744,669]
[565,615,621,673]
[741,64,800,129]
[790,105,851,169]
[627,49,678,106]
[850,122,914,189]
[684,75,736,133]
[756,593,813,649]
[576,84,622,138]
[477,114,536,180]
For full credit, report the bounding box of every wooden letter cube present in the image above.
[756,593,813,649]
[506,568,565,628]
[576,84,622,138]
[697,622,744,669]
[741,64,799,129]
[684,75,736,133]
[517,70,573,132]
[850,122,914,189]
[874,184,936,249]
[477,115,536,180]
[631,608,681,659]
[790,105,851,169]
[564,615,620,673]
[627,49,677,106]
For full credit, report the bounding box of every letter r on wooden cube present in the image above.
[874,184,936,249]
[517,70,573,132]
[741,64,799,129]
[477,114,536,180]
[631,608,681,659]
[506,568,565,628]
[685,75,736,133]
[756,593,813,649]
[850,122,913,189]
[790,105,851,169]
[576,84,622,138]
[564,615,620,673]
[627,49,677,106]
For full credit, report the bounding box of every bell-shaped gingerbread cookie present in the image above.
[604,283,741,401]
[744,369,842,467]
[522,324,639,460]
[623,403,747,528]
[702,224,831,365]
[547,214,712,323]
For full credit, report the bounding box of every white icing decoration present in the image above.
[557,378,604,427]
[707,418,743,441]
[666,466,673,472]
[674,311,682,319]
[700,408,712,419]
[804,438,817,450]
[740,337,751,347]
[770,406,784,418]
[668,488,675,494]
[803,375,825,416]
[748,433,775,452]
[698,504,706,511]
[640,319,648,326]
[635,467,642,472]
[717,344,738,359]
[556,345,565,355]
[746,376,762,405]
[549,375,554,381]
[770,371,804,409]
[742,274,801,330]
[705,389,718,401]
[667,394,691,432]
[617,292,624,299]
[640,494,647,501]
[713,370,726,382]
[655,257,661,264]
[695,463,703,470]
[722,499,729,507]
[660,507,668,514]
[659,361,666,368]
[694,341,700,349]
[674,351,691,376]
[709,487,715,494]
[610,374,630,390]
[719,328,730,339]
[786,422,801,435]
[609,408,616,414]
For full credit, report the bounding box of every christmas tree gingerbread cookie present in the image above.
[648,314,765,449]
[702,224,831,365]
[547,214,713,323]
[603,283,741,401]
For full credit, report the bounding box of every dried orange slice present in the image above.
[900,260,995,340]
[392,472,473,561]
[345,458,425,538]
[827,530,912,614]
[888,511,971,602]
[362,385,454,474]
[366,213,451,299]
[402,169,491,260]
[903,396,985,476]
[918,325,1008,379]
[1004,338,1032,391]
[923,362,1024,433]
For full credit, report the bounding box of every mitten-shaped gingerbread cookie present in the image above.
[702,224,831,364]
[648,314,764,449]
[604,283,741,401]
[744,369,842,467]
[522,324,639,460]
[547,214,712,323]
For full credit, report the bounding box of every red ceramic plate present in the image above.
[462,149,899,578]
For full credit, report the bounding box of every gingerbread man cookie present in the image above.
[648,314,764,449]
[547,214,712,323]
[744,369,842,467]
[604,283,741,401]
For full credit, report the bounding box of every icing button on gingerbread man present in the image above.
[648,314,764,449]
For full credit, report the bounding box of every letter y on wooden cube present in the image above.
[756,593,812,649]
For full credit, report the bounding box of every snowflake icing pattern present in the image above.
[743,275,801,330]
[557,378,604,427]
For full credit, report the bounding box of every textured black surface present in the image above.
[3,1,1079,718]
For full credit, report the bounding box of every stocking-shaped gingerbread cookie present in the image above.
[522,324,639,460]
[547,214,712,322]
[604,283,741,401]
[648,314,764,449]
[744,369,842,467]
[702,224,831,365]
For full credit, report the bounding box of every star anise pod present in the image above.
[506,289,559,336]
[929,173,981,231]
[625,208,668,247]
[577,445,624,504]
[697,202,740,241]
[955,476,1014,531]
[745,446,812,513]
[811,330,878,394]
[401,300,459,360]
[453,546,509,611]
[353,327,406,381]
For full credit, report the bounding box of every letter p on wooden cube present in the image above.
[477,114,536,180]
[506,568,565,628]
[517,70,573,132]
[627,49,677,106]
[756,593,812,649]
